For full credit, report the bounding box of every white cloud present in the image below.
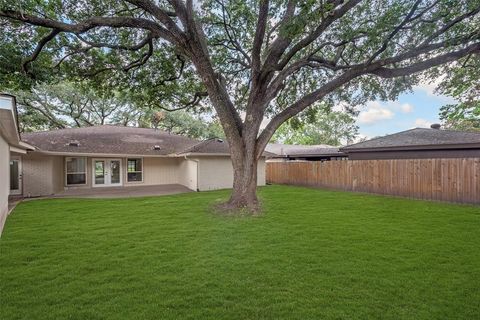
[358,101,395,125]
[414,82,437,96]
[414,118,433,128]
[399,103,413,113]
[413,76,444,96]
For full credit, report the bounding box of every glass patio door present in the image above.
[93,159,122,187]
[94,160,106,185]
[110,160,121,185]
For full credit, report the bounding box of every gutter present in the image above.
[178,152,269,158]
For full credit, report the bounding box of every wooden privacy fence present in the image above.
[266,158,480,205]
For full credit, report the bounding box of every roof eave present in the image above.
[287,153,347,157]
[32,150,173,157]
[179,152,268,157]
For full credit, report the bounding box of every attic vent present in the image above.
[153,145,161,150]
[67,140,80,147]
[216,139,224,143]
[430,123,441,129]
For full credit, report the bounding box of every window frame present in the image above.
[65,157,87,186]
[126,158,144,183]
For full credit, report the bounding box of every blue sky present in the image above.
[355,81,456,140]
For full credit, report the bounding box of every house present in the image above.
[14,125,267,197]
[1,94,266,203]
[266,143,347,161]
[0,95,33,233]
[340,126,480,160]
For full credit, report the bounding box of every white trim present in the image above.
[9,146,27,154]
[126,157,144,183]
[176,152,231,156]
[30,150,259,158]
[18,141,36,150]
[178,152,267,158]
[92,158,123,187]
[65,157,87,186]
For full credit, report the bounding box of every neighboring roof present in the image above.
[341,128,480,152]
[287,147,346,157]
[22,125,231,156]
[266,143,345,157]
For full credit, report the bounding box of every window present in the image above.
[127,158,143,182]
[66,157,86,185]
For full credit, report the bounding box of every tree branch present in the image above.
[275,0,362,70]
[123,38,154,71]
[367,0,422,64]
[0,10,175,42]
[158,91,209,111]
[75,33,153,51]
[125,0,185,42]
[251,0,269,76]
[257,42,480,157]
[23,29,60,74]
[369,42,480,78]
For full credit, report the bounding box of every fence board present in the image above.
[266,158,480,205]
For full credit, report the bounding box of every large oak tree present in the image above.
[1,0,479,211]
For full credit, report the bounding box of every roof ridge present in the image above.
[432,127,480,134]
[177,137,222,154]
[342,128,421,149]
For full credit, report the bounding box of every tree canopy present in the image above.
[15,81,225,138]
[438,56,480,131]
[272,106,359,145]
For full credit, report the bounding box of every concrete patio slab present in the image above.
[50,184,193,199]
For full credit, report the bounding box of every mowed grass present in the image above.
[1,185,480,320]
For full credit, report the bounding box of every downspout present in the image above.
[183,155,199,192]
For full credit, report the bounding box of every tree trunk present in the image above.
[223,148,260,213]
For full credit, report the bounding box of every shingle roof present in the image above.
[180,138,230,154]
[341,128,480,151]
[21,125,231,156]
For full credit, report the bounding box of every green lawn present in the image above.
[1,185,479,320]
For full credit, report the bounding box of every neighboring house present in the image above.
[341,126,480,160]
[0,95,33,233]
[1,95,266,202]
[266,143,347,161]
